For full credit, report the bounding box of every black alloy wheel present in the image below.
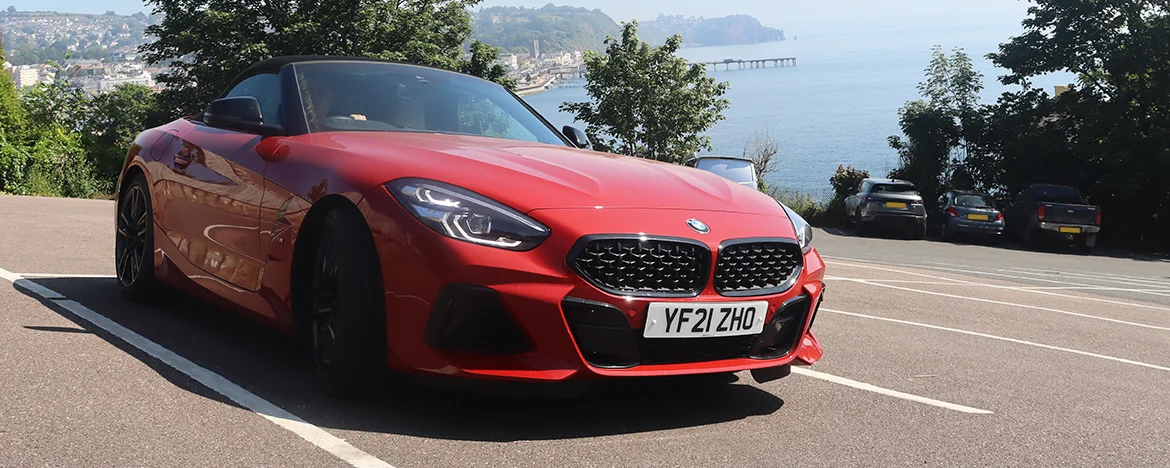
[311,229,341,377]
[307,208,387,397]
[116,175,158,299]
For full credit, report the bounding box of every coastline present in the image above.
[515,75,557,96]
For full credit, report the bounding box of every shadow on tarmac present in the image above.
[12,278,786,443]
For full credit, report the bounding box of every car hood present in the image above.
[301,132,786,216]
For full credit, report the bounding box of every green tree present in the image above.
[20,79,88,131]
[561,21,729,163]
[888,46,985,208]
[82,84,161,191]
[986,0,1170,247]
[0,66,24,138]
[141,0,511,118]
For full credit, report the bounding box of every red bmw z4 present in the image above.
[114,56,825,395]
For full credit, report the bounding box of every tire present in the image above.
[940,222,953,242]
[308,207,388,398]
[854,213,870,237]
[115,174,160,301]
[913,224,928,241]
[1023,226,1040,249]
[1080,234,1097,255]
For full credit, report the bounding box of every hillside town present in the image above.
[3,10,582,96]
[2,10,157,94]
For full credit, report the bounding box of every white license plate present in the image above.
[643,301,769,338]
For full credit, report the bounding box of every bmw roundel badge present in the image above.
[687,218,711,234]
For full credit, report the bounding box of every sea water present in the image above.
[522,19,1076,198]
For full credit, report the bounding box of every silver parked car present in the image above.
[844,178,928,239]
[685,155,758,188]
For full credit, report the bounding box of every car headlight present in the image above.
[780,203,814,254]
[386,179,550,251]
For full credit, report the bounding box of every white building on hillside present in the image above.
[11,65,43,88]
[98,72,155,92]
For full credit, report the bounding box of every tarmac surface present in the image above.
[2,194,1168,467]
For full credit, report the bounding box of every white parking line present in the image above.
[832,277,1170,331]
[822,308,1170,373]
[0,268,394,468]
[16,273,119,279]
[1003,267,1170,290]
[826,259,1170,313]
[1008,266,1170,285]
[790,368,993,414]
[921,264,1170,298]
[823,276,960,285]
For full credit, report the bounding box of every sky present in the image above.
[6,0,1035,34]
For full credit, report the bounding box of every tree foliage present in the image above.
[889,46,984,209]
[0,73,158,197]
[140,0,512,118]
[84,84,162,188]
[0,67,24,137]
[561,21,730,163]
[982,0,1170,247]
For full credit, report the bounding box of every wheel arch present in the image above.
[289,194,384,342]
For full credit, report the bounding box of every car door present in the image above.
[154,73,285,291]
[845,181,870,216]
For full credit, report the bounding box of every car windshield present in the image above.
[954,194,995,209]
[872,183,917,194]
[694,158,756,186]
[293,61,567,146]
[1028,186,1083,204]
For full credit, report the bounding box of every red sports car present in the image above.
[115,56,825,395]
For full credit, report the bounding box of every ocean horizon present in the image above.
[523,18,1075,198]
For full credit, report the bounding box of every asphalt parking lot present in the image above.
[2,194,1169,467]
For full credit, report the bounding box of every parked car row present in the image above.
[842,179,1101,251]
[673,159,1101,253]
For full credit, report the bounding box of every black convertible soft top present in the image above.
[234,55,463,81]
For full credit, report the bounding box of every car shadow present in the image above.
[11,277,786,442]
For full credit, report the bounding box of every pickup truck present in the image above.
[844,178,928,239]
[1006,184,1101,251]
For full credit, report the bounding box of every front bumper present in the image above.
[360,187,825,383]
[948,218,1005,235]
[862,212,927,228]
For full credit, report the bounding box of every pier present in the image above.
[698,57,797,71]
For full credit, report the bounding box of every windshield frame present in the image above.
[288,60,573,147]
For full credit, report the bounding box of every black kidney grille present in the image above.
[572,238,710,296]
[715,242,802,295]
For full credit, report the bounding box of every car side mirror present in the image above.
[562,125,590,149]
[204,97,283,136]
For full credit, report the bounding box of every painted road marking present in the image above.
[0,267,394,468]
[913,262,1170,298]
[790,368,993,414]
[1008,266,1170,285]
[823,308,1170,373]
[825,258,1170,313]
[823,277,963,285]
[16,273,119,279]
[1002,267,1170,290]
[831,277,1170,331]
